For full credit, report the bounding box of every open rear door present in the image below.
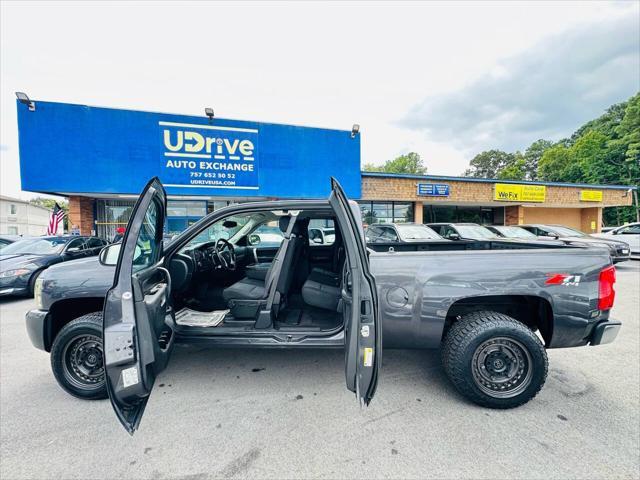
[329,177,380,406]
[103,177,174,434]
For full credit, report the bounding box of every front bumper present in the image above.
[590,320,621,346]
[25,309,49,351]
[0,286,28,296]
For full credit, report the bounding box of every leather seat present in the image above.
[223,216,309,317]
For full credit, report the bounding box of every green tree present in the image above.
[537,145,574,182]
[464,150,516,178]
[497,156,527,180]
[363,152,426,175]
[523,139,553,180]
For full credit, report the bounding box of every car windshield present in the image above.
[456,225,499,240]
[549,225,587,237]
[0,237,68,255]
[396,224,441,240]
[494,226,537,238]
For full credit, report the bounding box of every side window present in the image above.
[66,238,87,251]
[619,225,640,235]
[380,227,398,242]
[308,219,335,246]
[133,198,162,273]
[87,237,104,248]
[366,226,381,242]
[251,224,284,248]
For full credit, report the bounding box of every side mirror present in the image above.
[312,237,323,244]
[99,243,121,266]
[248,234,261,246]
[67,246,82,253]
[448,233,461,241]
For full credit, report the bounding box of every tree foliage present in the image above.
[364,152,427,175]
[464,92,640,225]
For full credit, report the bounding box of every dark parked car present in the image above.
[486,225,544,240]
[0,236,107,297]
[520,224,631,263]
[426,222,501,241]
[26,178,620,434]
[365,223,443,243]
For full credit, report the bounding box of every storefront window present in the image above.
[358,201,415,225]
[393,203,413,223]
[423,205,504,225]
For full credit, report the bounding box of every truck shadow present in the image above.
[163,345,457,400]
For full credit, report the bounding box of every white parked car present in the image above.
[592,223,640,256]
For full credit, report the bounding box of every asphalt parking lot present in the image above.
[1,263,638,480]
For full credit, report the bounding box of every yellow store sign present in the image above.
[494,183,546,203]
[580,190,603,202]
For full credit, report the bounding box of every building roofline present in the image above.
[361,171,638,191]
[0,195,52,212]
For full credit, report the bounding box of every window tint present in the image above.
[132,198,162,273]
[87,237,105,248]
[66,238,87,250]
[380,227,399,242]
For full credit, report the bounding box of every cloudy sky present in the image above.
[1,1,638,199]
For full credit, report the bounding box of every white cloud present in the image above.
[401,12,640,156]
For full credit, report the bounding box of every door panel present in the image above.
[103,177,172,434]
[254,246,279,263]
[328,178,380,407]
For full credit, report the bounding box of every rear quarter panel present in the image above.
[369,248,611,349]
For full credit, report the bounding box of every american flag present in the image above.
[47,203,65,235]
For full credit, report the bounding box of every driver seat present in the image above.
[222,216,309,319]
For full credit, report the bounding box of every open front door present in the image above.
[329,177,380,406]
[103,177,174,434]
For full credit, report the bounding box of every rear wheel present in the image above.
[441,311,548,409]
[50,312,107,400]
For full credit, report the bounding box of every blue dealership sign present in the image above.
[17,101,361,198]
[160,121,259,190]
[417,183,450,196]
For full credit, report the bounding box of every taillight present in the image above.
[598,265,616,310]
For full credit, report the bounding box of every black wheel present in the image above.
[50,312,107,400]
[441,311,548,409]
[28,269,44,297]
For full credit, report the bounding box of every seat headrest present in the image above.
[279,216,309,237]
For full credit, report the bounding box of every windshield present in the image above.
[396,224,441,240]
[456,225,499,240]
[549,225,586,237]
[494,226,537,238]
[0,237,68,255]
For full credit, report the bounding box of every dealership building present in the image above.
[17,99,634,239]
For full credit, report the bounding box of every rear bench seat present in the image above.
[301,247,344,311]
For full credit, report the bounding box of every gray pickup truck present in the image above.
[26,178,621,434]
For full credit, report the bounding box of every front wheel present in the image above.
[50,312,107,400]
[441,311,548,409]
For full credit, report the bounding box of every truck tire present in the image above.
[441,311,548,409]
[50,312,107,400]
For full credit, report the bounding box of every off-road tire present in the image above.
[50,312,107,400]
[441,311,548,409]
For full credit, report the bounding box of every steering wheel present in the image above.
[214,238,236,271]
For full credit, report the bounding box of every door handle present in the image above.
[157,267,172,295]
